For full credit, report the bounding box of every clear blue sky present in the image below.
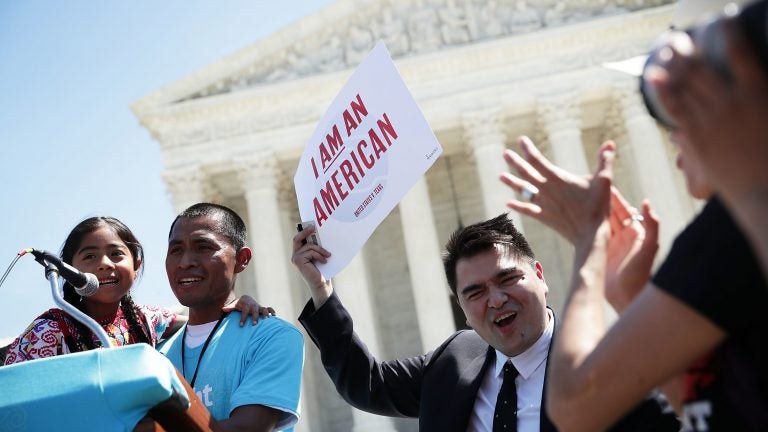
[0,1,333,340]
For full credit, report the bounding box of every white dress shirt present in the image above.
[467,309,554,432]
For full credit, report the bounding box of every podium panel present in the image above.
[0,345,189,432]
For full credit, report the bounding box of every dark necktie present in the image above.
[493,361,519,431]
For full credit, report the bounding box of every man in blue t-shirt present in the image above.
[159,203,304,431]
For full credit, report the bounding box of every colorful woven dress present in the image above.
[4,305,176,364]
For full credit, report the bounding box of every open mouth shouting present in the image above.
[494,311,517,329]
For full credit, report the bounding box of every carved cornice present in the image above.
[179,0,673,102]
[612,78,648,121]
[163,167,206,196]
[536,90,581,135]
[529,124,551,155]
[462,108,507,152]
[236,150,283,193]
[162,166,221,211]
[277,178,298,212]
[136,5,673,152]
[602,93,628,143]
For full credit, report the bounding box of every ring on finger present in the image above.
[520,183,540,202]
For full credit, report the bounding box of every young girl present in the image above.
[4,216,270,364]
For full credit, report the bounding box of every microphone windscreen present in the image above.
[74,273,100,297]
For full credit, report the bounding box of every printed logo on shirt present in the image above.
[195,384,215,407]
[681,401,712,432]
[680,352,716,432]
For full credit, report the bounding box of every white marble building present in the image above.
[133,1,700,430]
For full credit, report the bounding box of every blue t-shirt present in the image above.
[159,312,304,430]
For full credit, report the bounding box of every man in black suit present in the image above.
[291,214,677,431]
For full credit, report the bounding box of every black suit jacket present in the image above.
[299,292,677,431]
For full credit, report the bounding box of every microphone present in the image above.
[29,249,100,297]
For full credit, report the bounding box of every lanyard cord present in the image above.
[181,312,228,388]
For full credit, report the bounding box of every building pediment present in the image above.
[133,0,672,115]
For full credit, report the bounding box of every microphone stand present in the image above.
[39,259,111,348]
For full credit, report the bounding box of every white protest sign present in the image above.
[294,41,442,278]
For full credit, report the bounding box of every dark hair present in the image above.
[443,213,535,295]
[169,203,247,250]
[60,216,150,350]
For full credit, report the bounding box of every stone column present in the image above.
[534,91,591,315]
[163,166,207,213]
[399,178,456,350]
[238,152,313,431]
[277,176,313,432]
[614,81,688,248]
[332,253,398,432]
[463,108,524,229]
[538,90,623,322]
[537,91,590,175]
[237,152,296,315]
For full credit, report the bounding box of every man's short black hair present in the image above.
[443,213,535,295]
[169,203,247,250]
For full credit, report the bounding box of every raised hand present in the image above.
[605,189,660,312]
[291,225,333,308]
[500,135,615,245]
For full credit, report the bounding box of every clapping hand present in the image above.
[605,190,659,312]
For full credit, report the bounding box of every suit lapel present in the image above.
[540,308,558,432]
[444,345,495,431]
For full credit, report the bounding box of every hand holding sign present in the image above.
[294,41,442,278]
[291,225,333,308]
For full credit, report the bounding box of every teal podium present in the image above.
[0,345,216,432]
